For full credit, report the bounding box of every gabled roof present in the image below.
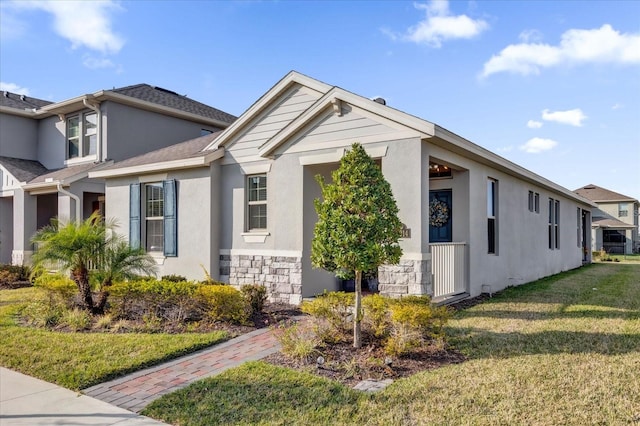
[111,84,237,124]
[0,92,52,111]
[574,184,638,203]
[205,71,331,151]
[0,156,49,183]
[258,86,435,157]
[89,131,225,178]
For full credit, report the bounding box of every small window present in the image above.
[619,203,628,217]
[66,112,97,159]
[534,193,540,213]
[487,179,498,254]
[528,191,534,212]
[247,174,267,230]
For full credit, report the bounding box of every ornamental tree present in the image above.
[311,143,403,348]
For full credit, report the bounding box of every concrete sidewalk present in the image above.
[0,367,168,426]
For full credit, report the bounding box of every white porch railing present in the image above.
[430,242,467,299]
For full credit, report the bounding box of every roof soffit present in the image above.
[203,71,332,152]
[259,87,435,158]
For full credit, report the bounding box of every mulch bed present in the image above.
[0,281,32,290]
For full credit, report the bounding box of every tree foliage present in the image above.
[31,212,156,314]
[311,143,403,347]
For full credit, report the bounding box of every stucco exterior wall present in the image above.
[102,102,221,163]
[0,197,13,263]
[0,114,38,160]
[428,142,586,297]
[105,167,217,281]
[36,115,66,169]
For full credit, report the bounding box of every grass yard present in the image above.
[0,287,228,390]
[144,263,640,425]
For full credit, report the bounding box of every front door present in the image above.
[429,190,452,243]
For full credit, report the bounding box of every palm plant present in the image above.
[31,212,156,314]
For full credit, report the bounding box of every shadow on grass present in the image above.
[454,308,639,321]
[451,328,640,358]
[143,361,364,426]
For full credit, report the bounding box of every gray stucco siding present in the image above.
[0,114,38,161]
[104,167,217,281]
[102,102,220,163]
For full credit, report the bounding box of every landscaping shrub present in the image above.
[109,279,202,324]
[161,274,188,282]
[22,300,63,328]
[241,284,267,315]
[33,273,77,308]
[0,264,30,287]
[385,296,451,356]
[60,308,92,331]
[362,293,391,338]
[273,322,320,362]
[301,291,354,334]
[196,285,249,324]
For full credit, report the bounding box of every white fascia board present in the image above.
[203,71,332,152]
[0,106,37,117]
[89,149,224,179]
[258,87,435,158]
[433,126,596,207]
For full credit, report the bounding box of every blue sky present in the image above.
[2,0,639,200]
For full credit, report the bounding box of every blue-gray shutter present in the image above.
[129,183,141,249]
[163,179,177,257]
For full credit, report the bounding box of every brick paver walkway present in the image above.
[83,327,280,413]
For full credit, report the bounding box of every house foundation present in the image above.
[378,258,432,298]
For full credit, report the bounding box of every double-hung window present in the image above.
[130,180,177,256]
[67,112,97,159]
[549,198,560,249]
[528,191,539,213]
[247,174,267,231]
[487,178,498,254]
[619,203,628,217]
[145,183,164,252]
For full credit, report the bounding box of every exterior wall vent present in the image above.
[373,97,386,105]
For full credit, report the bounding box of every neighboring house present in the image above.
[574,184,639,254]
[0,86,236,265]
[90,71,594,305]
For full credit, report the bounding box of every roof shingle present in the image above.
[0,156,49,182]
[111,84,236,124]
[0,92,53,111]
[574,184,638,203]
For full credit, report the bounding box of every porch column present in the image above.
[12,188,37,265]
[377,139,431,297]
[58,189,80,224]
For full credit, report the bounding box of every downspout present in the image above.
[83,98,102,162]
[57,183,81,225]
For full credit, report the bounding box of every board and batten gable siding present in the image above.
[223,84,322,164]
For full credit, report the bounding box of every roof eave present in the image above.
[88,148,225,179]
[433,125,596,207]
[0,105,38,117]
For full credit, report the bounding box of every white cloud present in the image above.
[82,56,115,69]
[612,103,623,110]
[392,0,489,48]
[520,137,558,153]
[481,24,640,77]
[14,0,124,54]
[0,82,30,95]
[542,108,587,127]
[527,120,543,129]
[519,29,542,43]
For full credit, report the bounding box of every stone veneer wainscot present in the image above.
[220,253,303,305]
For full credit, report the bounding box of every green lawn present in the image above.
[0,287,228,390]
[144,263,640,425]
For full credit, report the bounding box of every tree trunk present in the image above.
[72,266,94,312]
[95,279,112,315]
[353,269,362,348]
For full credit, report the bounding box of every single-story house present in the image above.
[90,71,594,304]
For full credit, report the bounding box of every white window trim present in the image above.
[66,111,97,161]
[143,182,165,254]
[246,174,268,233]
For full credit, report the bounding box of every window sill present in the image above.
[65,155,97,166]
[149,253,166,265]
[241,232,270,243]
